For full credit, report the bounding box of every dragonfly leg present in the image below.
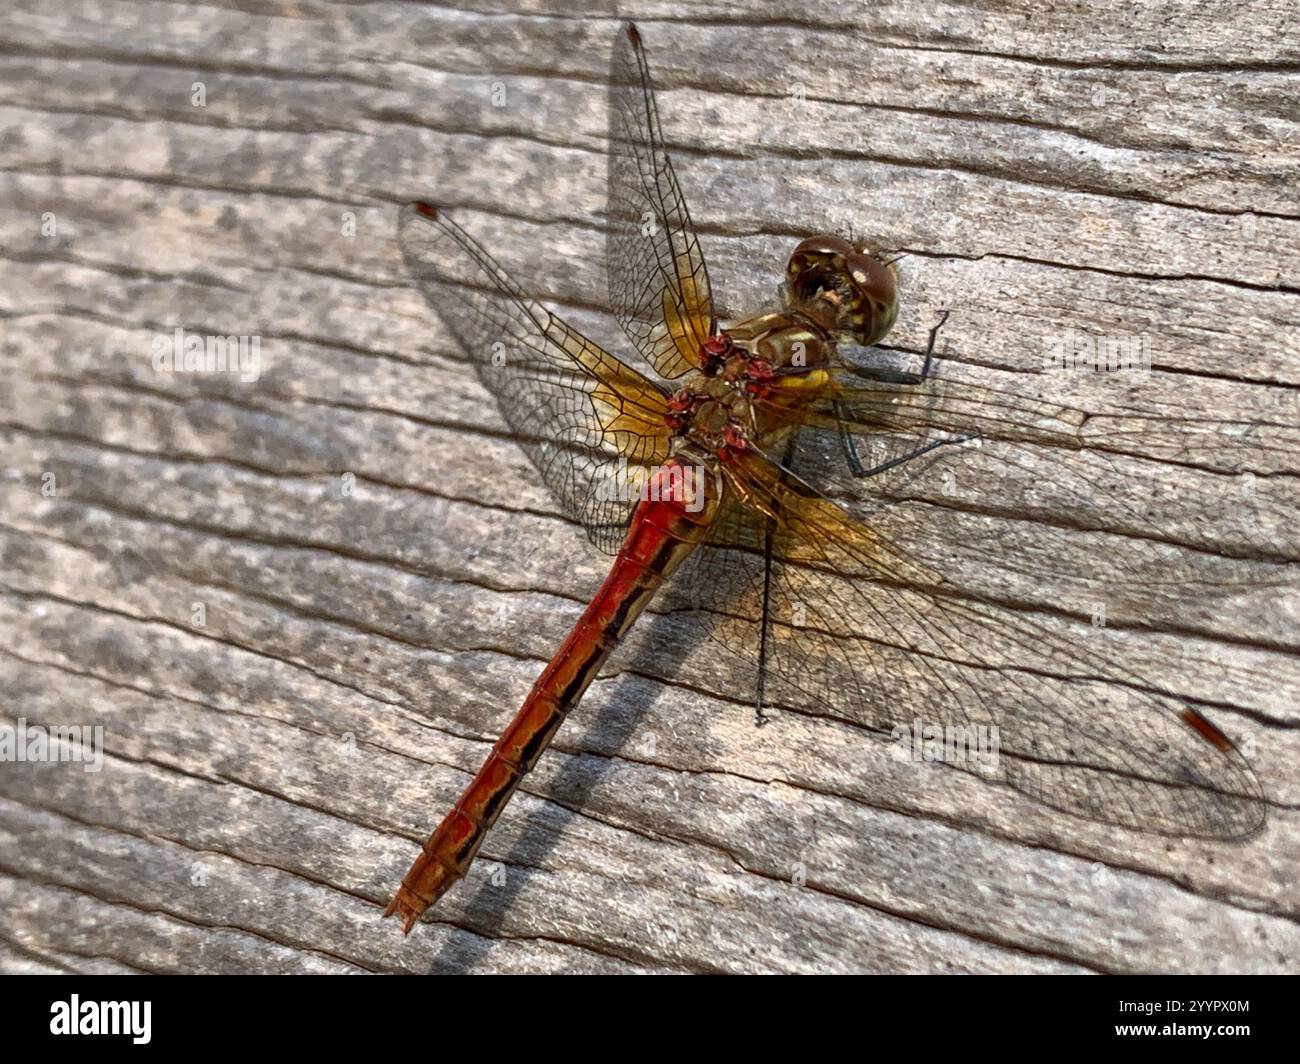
[842,430,978,479]
[917,308,950,381]
[835,393,975,480]
[836,309,959,476]
[753,431,803,727]
[755,516,775,728]
[835,400,870,477]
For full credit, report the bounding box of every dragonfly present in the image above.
[384,22,1269,932]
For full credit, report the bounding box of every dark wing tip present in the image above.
[626,22,640,44]
[412,201,439,220]
[1180,708,1235,754]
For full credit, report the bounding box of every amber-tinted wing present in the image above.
[765,362,1295,576]
[399,203,672,553]
[667,442,1270,838]
[607,23,714,379]
[748,340,1294,580]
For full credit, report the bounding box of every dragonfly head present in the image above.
[783,235,898,347]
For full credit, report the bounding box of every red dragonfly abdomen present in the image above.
[385,459,719,931]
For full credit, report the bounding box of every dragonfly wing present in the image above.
[784,366,1295,576]
[399,203,672,553]
[666,446,1268,839]
[607,23,715,379]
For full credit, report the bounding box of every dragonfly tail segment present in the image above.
[385,459,720,932]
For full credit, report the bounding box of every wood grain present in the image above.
[0,0,1296,974]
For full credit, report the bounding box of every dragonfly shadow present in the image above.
[422,609,681,974]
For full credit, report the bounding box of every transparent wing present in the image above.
[770,363,1296,577]
[665,444,1269,839]
[607,23,715,380]
[399,202,672,553]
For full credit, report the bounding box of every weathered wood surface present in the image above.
[1,0,1298,974]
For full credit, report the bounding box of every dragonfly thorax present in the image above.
[665,319,838,457]
[664,334,776,457]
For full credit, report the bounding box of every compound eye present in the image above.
[787,236,852,286]
[846,252,894,308]
[843,250,898,346]
[785,236,900,346]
